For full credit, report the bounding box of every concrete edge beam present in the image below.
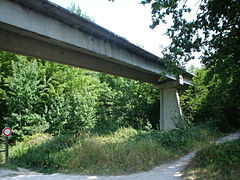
[0,28,160,84]
[0,0,168,79]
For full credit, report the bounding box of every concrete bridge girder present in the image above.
[0,0,194,130]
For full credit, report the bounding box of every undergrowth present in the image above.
[184,138,240,180]
[0,137,4,164]
[7,122,223,175]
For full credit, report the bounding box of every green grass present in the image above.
[183,138,240,180]
[0,136,18,170]
[0,163,18,171]
[6,123,224,175]
[0,136,6,164]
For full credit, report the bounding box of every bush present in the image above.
[180,67,240,131]
[9,129,175,174]
[0,136,4,163]
[1,53,160,137]
[64,136,173,174]
[8,124,223,175]
[184,139,240,180]
[10,133,80,172]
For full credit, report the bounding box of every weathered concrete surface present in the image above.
[1,132,239,180]
[157,80,183,130]
[0,0,193,85]
[159,88,182,130]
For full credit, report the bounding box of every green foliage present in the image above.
[1,54,99,136]
[184,139,240,180]
[180,68,211,123]
[42,64,100,134]
[10,133,78,172]
[65,136,171,175]
[0,52,18,128]
[9,124,222,175]
[0,3,159,137]
[0,136,4,163]
[0,51,159,137]
[9,129,173,174]
[180,67,239,131]
[141,0,240,130]
[68,3,94,21]
[140,120,221,153]
[141,0,240,67]
[4,57,49,136]
[95,74,159,133]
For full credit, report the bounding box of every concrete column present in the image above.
[159,87,182,130]
[157,80,183,131]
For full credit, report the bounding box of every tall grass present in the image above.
[60,129,174,174]
[8,123,223,175]
[184,138,240,180]
[0,136,5,164]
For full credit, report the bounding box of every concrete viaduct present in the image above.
[0,0,193,130]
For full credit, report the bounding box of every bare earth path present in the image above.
[1,132,240,180]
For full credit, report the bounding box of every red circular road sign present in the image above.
[2,127,12,136]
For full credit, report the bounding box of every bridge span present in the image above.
[0,0,193,130]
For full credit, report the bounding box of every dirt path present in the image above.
[1,132,240,180]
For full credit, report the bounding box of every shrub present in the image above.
[60,132,173,174]
[8,124,223,175]
[184,139,240,179]
[9,128,174,174]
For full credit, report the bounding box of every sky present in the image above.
[50,0,201,68]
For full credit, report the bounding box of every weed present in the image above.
[184,138,240,180]
[7,124,224,175]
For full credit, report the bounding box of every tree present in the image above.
[5,57,49,135]
[141,0,239,66]
[0,52,19,128]
[140,0,240,127]
[95,73,159,133]
[68,3,94,21]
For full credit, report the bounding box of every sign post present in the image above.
[1,126,12,164]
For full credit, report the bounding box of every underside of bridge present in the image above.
[0,0,194,130]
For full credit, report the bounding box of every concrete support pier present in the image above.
[157,80,183,130]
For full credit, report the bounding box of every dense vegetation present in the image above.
[180,68,238,132]
[0,52,159,138]
[0,51,231,175]
[141,0,240,128]
[184,139,240,180]
[139,0,240,179]
[1,0,239,178]
[1,124,222,175]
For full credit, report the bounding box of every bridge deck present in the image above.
[0,0,193,85]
